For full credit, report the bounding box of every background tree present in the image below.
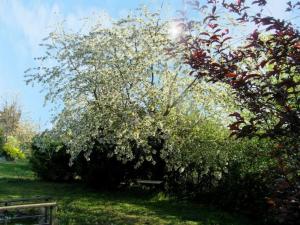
[0,128,4,154]
[0,97,37,153]
[15,120,38,153]
[0,99,21,140]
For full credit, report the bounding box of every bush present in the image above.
[30,124,293,224]
[30,132,74,181]
[28,129,167,188]
[163,121,237,195]
[74,150,129,189]
[215,168,300,225]
[74,135,167,189]
[225,139,300,224]
[0,129,4,150]
[0,136,25,161]
[164,129,277,222]
[72,123,297,224]
[2,143,25,161]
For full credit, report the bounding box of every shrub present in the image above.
[74,150,129,189]
[28,128,167,188]
[74,134,167,189]
[0,128,4,152]
[30,132,74,181]
[29,124,288,224]
[164,130,277,222]
[220,139,300,224]
[163,121,236,194]
[0,136,25,161]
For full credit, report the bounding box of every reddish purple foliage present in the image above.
[181,1,300,223]
[183,0,300,141]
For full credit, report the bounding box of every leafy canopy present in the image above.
[26,8,235,165]
[182,0,300,142]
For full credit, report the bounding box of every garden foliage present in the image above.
[180,0,300,223]
[0,98,37,156]
[0,136,25,161]
[25,4,299,225]
[30,132,74,181]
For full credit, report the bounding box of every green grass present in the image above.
[0,161,34,179]
[0,161,256,225]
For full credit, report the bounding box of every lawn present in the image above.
[0,161,256,225]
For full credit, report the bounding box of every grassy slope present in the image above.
[0,161,256,225]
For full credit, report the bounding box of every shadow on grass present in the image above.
[0,178,256,225]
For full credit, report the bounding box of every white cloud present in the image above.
[0,1,58,53]
[0,0,112,129]
[0,0,111,55]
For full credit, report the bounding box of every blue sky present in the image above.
[0,0,184,129]
[0,0,294,129]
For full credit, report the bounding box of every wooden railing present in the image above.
[0,197,57,225]
[136,179,163,185]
